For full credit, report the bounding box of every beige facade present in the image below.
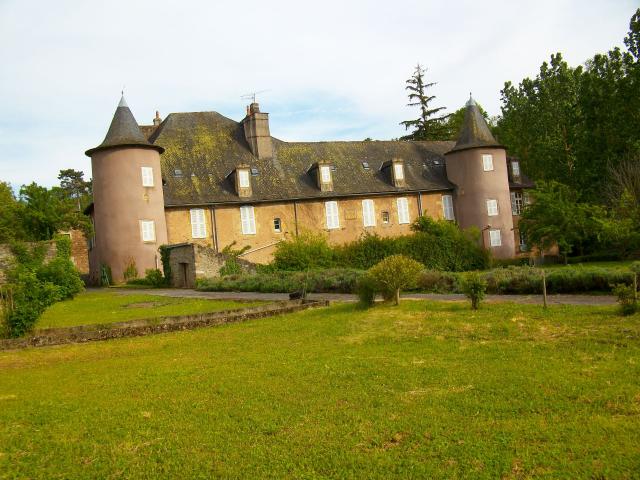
[165,192,447,264]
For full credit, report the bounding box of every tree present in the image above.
[400,64,450,141]
[0,181,25,243]
[57,169,92,211]
[19,183,92,241]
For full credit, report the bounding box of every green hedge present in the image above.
[197,269,363,294]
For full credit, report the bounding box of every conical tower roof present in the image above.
[447,96,502,154]
[85,95,164,156]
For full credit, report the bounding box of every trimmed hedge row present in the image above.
[197,265,635,295]
[197,269,362,294]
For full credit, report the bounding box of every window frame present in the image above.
[140,220,156,243]
[489,229,502,247]
[362,199,376,227]
[381,211,390,224]
[397,197,410,224]
[511,160,520,177]
[511,191,524,215]
[482,154,494,172]
[238,169,250,189]
[325,201,340,230]
[273,217,282,233]
[393,163,405,181]
[190,208,207,239]
[141,167,154,187]
[320,165,332,184]
[240,205,256,235]
[486,199,499,217]
[441,194,455,220]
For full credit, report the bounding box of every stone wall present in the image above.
[0,241,58,284]
[165,243,256,288]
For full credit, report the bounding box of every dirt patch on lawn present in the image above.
[124,302,168,309]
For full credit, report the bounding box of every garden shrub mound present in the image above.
[198,269,362,294]
[271,218,490,272]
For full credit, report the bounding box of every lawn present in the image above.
[36,290,265,329]
[0,300,639,478]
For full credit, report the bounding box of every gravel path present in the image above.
[105,288,617,306]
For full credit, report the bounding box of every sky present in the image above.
[0,0,636,188]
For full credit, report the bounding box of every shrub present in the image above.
[219,242,251,276]
[417,270,458,293]
[272,233,336,271]
[355,274,377,307]
[335,234,396,270]
[367,255,423,305]
[37,257,84,299]
[483,266,542,294]
[123,258,138,281]
[461,272,487,310]
[612,284,638,316]
[144,269,166,287]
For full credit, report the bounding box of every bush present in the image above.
[335,234,396,270]
[197,269,363,294]
[612,284,638,316]
[272,233,336,271]
[417,270,459,293]
[123,258,138,281]
[367,255,423,305]
[37,257,84,299]
[461,272,487,310]
[355,274,377,307]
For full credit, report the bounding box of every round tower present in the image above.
[85,95,168,283]
[445,96,516,259]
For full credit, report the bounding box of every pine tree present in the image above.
[400,64,450,140]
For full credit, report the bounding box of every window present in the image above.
[141,167,154,187]
[511,191,524,215]
[442,194,455,220]
[397,197,410,224]
[511,161,520,177]
[362,199,376,227]
[173,168,183,177]
[486,199,499,216]
[489,229,502,247]
[238,169,250,188]
[240,206,256,235]
[250,167,259,176]
[190,208,207,238]
[320,165,332,184]
[273,218,281,233]
[393,163,405,181]
[140,220,155,242]
[523,191,531,205]
[482,154,494,171]
[325,201,340,229]
[362,161,370,170]
[519,230,528,251]
[382,211,390,224]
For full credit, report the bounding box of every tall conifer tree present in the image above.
[400,64,450,140]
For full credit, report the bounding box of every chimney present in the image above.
[153,111,162,126]
[242,103,272,159]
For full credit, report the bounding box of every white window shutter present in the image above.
[320,166,332,183]
[393,163,404,180]
[190,209,207,238]
[238,170,250,188]
[489,229,502,247]
[397,197,410,224]
[325,201,340,229]
[141,167,154,187]
[362,199,375,227]
[442,195,454,220]
[482,154,494,171]
[240,206,256,234]
[487,199,498,216]
[141,220,155,242]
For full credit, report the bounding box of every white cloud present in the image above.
[0,0,635,186]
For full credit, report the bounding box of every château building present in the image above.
[85,95,533,283]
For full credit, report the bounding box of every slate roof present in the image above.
[148,111,456,207]
[85,96,164,156]
[448,96,503,154]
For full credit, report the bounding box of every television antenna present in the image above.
[240,89,270,103]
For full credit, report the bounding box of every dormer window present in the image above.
[511,160,520,177]
[235,165,252,197]
[316,161,333,192]
[391,159,406,187]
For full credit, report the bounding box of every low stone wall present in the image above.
[0,241,58,284]
[0,299,328,350]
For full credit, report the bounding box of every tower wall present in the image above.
[445,147,516,259]
[90,146,168,283]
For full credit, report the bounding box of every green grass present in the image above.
[0,300,639,478]
[36,291,265,329]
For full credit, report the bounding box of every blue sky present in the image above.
[0,0,636,188]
